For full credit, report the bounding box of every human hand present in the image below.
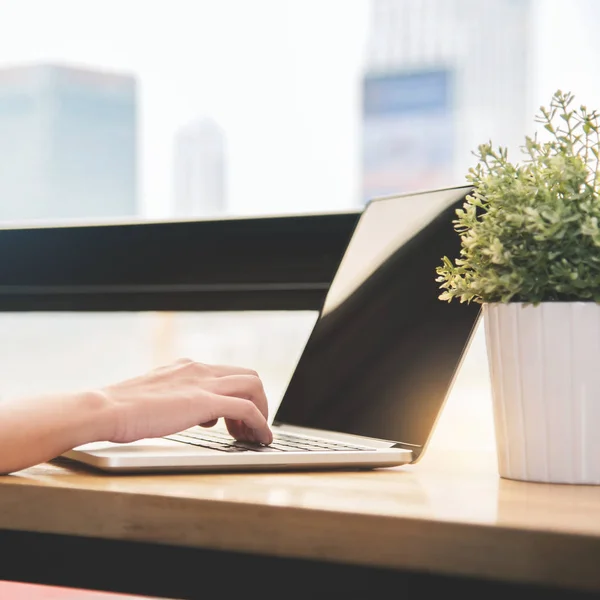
[98,358,273,445]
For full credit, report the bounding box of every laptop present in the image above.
[62,185,481,473]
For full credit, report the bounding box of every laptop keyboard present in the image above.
[165,427,372,453]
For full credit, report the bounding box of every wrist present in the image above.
[66,389,115,447]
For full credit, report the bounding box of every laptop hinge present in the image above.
[391,442,423,460]
[392,441,421,451]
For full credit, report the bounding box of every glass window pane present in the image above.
[2,0,588,450]
[0,310,493,451]
[0,0,595,222]
[0,311,317,417]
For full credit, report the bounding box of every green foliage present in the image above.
[436,90,600,304]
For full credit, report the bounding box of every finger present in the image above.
[199,419,219,428]
[210,374,269,420]
[173,359,260,381]
[204,363,260,378]
[172,358,258,377]
[225,418,273,446]
[225,419,257,444]
[200,394,272,445]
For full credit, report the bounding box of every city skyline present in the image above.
[0,0,370,218]
[0,1,597,222]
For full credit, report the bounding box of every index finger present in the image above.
[203,394,272,445]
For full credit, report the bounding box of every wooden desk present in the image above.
[1,385,599,598]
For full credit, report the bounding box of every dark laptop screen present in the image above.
[274,186,481,458]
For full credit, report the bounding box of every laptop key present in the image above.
[231,442,285,452]
[167,433,301,453]
[171,428,370,453]
[166,433,252,452]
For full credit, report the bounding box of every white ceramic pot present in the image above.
[484,302,600,484]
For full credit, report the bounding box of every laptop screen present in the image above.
[274,186,481,457]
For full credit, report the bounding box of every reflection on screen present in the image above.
[274,186,481,457]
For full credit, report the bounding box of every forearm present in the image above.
[0,390,112,474]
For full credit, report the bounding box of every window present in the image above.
[0,311,317,418]
[1,0,590,450]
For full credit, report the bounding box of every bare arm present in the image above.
[0,390,110,475]
[0,358,273,475]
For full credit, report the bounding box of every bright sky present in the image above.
[0,0,371,218]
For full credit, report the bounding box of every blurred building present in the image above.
[0,63,137,222]
[362,0,532,201]
[172,117,226,217]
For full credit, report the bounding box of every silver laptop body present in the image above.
[63,185,481,472]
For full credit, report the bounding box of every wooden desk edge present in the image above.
[1,482,599,593]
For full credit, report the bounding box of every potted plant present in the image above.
[436,90,600,484]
